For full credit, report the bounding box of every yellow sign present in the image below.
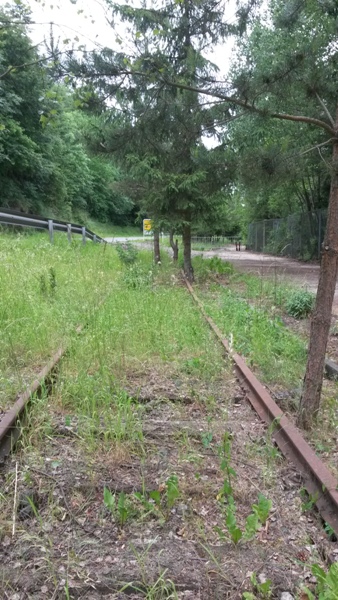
[143,219,153,235]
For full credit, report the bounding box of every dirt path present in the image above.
[1,365,335,599]
[196,246,338,315]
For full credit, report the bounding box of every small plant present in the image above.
[243,572,273,600]
[302,562,338,600]
[201,431,213,448]
[300,488,319,513]
[166,475,180,509]
[208,256,235,275]
[103,487,130,526]
[123,264,153,289]
[116,241,138,265]
[217,433,272,544]
[286,289,315,319]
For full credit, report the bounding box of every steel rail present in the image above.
[0,290,110,463]
[0,348,65,463]
[184,275,338,535]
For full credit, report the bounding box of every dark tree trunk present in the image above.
[182,223,194,281]
[298,113,338,429]
[169,229,179,262]
[153,230,161,264]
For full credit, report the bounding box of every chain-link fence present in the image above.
[247,209,327,260]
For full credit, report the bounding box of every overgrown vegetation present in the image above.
[0,231,115,408]
[0,236,336,597]
[286,290,315,319]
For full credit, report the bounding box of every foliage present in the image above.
[203,286,306,385]
[192,256,235,280]
[116,241,138,265]
[217,433,272,544]
[286,290,315,319]
[243,572,273,600]
[302,563,338,600]
[103,487,129,527]
[166,475,180,509]
[65,0,236,275]
[0,4,133,224]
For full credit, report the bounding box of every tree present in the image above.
[227,114,331,223]
[0,3,134,224]
[65,0,235,279]
[60,0,338,423]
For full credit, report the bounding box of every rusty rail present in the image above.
[184,276,338,535]
[0,348,65,462]
[0,295,108,463]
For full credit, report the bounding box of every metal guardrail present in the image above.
[0,208,105,244]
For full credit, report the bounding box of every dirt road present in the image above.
[197,245,338,314]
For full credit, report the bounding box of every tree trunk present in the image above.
[169,229,179,262]
[182,223,194,281]
[297,113,338,429]
[153,229,161,264]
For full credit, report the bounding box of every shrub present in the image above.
[192,255,235,280]
[116,241,138,265]
[286,290,315,319]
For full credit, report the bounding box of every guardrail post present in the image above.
[93,234,97,243]
[67,224,72,244]
[48,219,54,244]
[82,227,86,245]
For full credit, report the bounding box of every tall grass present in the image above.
[0,231,117,407]
[54,250,227,447]
[190,255,308,387]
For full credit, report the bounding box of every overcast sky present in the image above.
[21,0,239,75]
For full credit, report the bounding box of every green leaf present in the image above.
[149,490,161,506]
[103,487,115,511]
[118,492,128,526]
[252,494,272,524]
[166,475,179,508]
[231,527,243,544]
[244,513,259,540]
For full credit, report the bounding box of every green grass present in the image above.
[53,250,226,448]
[86,219,141,238]
[0,230,117,408]
[191,258,307,387]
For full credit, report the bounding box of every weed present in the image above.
[300,488,319,513]
[302,562,338,600]
[286,289,315,319]
[166,475,180,509]
[217,433,272,544]
[201,431,213,448]
[116,241,138,265]
[123,264,153,289]
[103,487,131,527]
[192,255,234,281]
[202,287,306,386]
[243,572,273,600]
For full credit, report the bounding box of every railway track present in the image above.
[183,276,338,536]
[1,275,338,540]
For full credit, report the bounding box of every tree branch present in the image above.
[162,79,336,137]
[315,92,335,127]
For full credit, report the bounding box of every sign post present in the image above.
[143,219,153,236]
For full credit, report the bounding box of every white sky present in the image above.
[18,0,239,75]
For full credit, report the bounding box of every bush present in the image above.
[122,264,153,289]
[116,241,138,265]
[192,255,235,280]
[286,290,315,319]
